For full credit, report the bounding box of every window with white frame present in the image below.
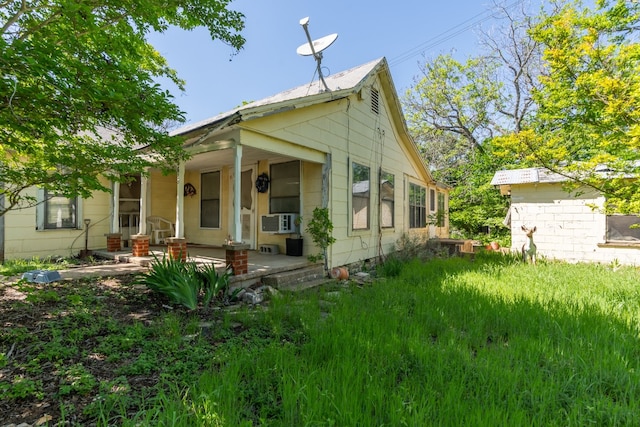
[352,162,370,230]
[606,214,640,243]
[36,189,80,230]
[409,183,426,229]
[270,160,300,214]
[437,191,446,227]
[380,170,394,228]
[430,188,436,212]
[201,171,221,228]
[45,192,77,229]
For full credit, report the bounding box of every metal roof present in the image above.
[171,58,385,137]
[490,168,539,185]
[490,168,567,186]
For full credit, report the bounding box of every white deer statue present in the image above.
[521,225,537,265]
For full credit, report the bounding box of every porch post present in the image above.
[111,180,120,234]
[175,161,185,239]
[131,172,150,257]
[233,144,242,243]
[106,180,122,252]
[138,172,148,235]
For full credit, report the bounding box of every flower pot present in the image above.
[490,241,500,251]
[330,267,349,280]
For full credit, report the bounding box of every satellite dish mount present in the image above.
[296,17,338,92]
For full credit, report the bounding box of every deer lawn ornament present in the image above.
[521,225,537,265]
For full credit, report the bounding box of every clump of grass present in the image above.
[134,254,231,310]
[0,256,79,276]
[376,255,404,277]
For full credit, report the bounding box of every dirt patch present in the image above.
[0,273,203,426]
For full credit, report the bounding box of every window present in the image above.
[437,192,446,227]
[201,171,220,228]
[352,162,370,230]
[430,189,436,212]
[380,170,394,228]
[409,183,426,229]
[270,161,300,214]
[606,215,640,242]
[43,191,78,229]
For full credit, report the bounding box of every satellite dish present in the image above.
[296,33,338,57]
[296,17,338,92]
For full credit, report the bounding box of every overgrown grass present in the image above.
[0,256,94,276]
[2,252,640,425]
[131,252,640,426]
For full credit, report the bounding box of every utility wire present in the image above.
[389,0,525,67]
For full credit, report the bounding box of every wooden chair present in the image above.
[457,239,476,260]
[146,216,174,244]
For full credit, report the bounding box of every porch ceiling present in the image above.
[185,147,295,171]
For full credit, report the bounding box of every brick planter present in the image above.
[224,243,250,275]
[166,237,187,262]
[131,235,150,257]
[105,233,122,252]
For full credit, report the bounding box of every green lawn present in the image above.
[1,252,639,426]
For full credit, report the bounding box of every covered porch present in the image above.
[107,126,329,267]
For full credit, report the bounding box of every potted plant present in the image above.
[285,216,304,256]
[305,207,336,266]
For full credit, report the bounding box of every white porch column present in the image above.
[138,173,148,235]
[233,144,242,242]
[111,180,120,234]
[175,161,185,238]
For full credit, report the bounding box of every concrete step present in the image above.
[262,265,327,290]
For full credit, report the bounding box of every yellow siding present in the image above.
[180,166,230,246]
[149,170,177,222]
[234,75,444,267]
[4,185,111,261]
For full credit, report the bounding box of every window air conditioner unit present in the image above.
[261,214,297,234]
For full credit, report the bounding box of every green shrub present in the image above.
[393,233,439,262]
[135,254,200,310]
[196,263,232,307]
[135,254,232,310]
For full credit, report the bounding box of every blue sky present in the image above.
[149,0,542,125]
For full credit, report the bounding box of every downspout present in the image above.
[322,153,331,270]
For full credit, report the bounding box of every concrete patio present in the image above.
[93,244,326,289]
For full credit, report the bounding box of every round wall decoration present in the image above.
[184,183,196,197]
[256,173,270,193]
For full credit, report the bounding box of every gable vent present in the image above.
[371,87,379,115]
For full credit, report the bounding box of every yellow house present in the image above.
[1,57,449,268]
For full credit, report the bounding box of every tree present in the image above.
[403,2,544,240]
[403,54,503,154]
[478,0,547,134]
[0,0,245,216]
[494,0,640,214]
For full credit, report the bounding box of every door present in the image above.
[118,175,141,247]
[230,166,256,249]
